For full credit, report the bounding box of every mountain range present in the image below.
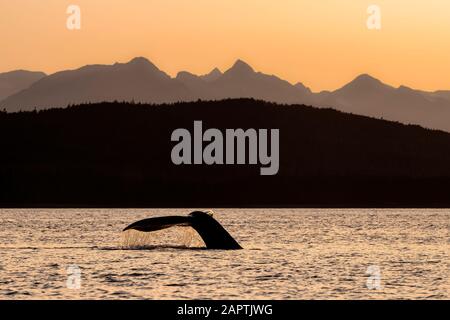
[1,57,449,131]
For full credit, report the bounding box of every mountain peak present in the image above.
[353,74,381,83]
[125,57,164,75]
[341,73,389,91]
[176,71,198,80]
[207,67,222,76]
[201,67,223,82]
[294,82,312,94]
[128,57,152,65]
[227,59,254,75]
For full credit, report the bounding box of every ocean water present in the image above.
[0,209,448,300]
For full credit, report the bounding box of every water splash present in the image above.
[120,226,205,249]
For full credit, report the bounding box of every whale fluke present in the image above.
[123,211,242,250]
[123,216,191,232]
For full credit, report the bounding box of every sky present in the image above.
[1,0,449,92]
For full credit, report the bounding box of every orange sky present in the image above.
[1,0,449,91]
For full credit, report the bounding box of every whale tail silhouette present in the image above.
[123,211,242,250]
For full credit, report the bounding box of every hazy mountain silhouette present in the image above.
[208,60,315,104]
[0,70,46,101]
[176,71,219,100]
[318,74,450,131]
[175,60,314,104]
[1,57,449,131]
[0,57,192,111]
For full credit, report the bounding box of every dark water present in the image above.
[0,209,448,299]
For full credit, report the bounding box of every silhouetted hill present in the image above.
[0,70,46,101]
[1,99,450,208]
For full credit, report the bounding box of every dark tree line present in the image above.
[1,98,450,208]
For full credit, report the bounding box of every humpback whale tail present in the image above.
[123,211,242,250]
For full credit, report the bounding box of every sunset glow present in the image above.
[1,0,449,91]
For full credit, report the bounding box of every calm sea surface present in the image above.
[0,209,448,299]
